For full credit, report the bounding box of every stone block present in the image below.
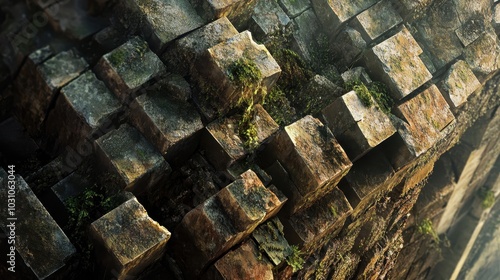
[121,0,205,52]
[129,82,203,164]
[194,31,281,120]
[201,104,279,170]
[341,67,372,85]
[437,60,481,108]
[455,17,485,47]
[264,160,305,215]
[279,0,310,18]
[94,123,171,194]
[94,36,166,102]
[322,90,396,160]
[365,27,432,99]
[290,9,321,63]
[463,30,500,79]
[14,48,88,134]
[161,17,238,76]
[296,75,344,114]
[353,0,403,42]
[188,0,258,28]
[0,170,76,279]
[268,115,352,211]
[331,27,367,70]
[311,0,377,34]
[249,0,290,41]
[90,197,171,279]
[252,217,292,266]
[45,70,122,151]
[51,172,90,205]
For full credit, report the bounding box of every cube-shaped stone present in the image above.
[463,30,500,79]
[331,27,367,69]
[322,90,396,160]
[45,70,122,151]
[0,170,76,279]
[195,31,281,120]
[437,60,481,108]
[14,48,88,134]
[268,115,352,210]
[455,18,485,47]
[121,0,205,52]
[365,27,432,99]
[311,0,377,34]
[280,0,310,18]
[353,0,403,42]
[129,85,203,164]
[90,197,171,279]
[252,217,292,266]
[290,9,321,63]
[95,123,171,194]
[161,17,239,76]
[201,104,279,170]
[94,37,166,102]
[188,0,258,28]
[249,0,290,40]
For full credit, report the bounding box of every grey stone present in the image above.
[0,171,76,279]
[332,27,367,70]
[90,197,171,279]
[463,30,500,79]
[188,0,258,28]
[353,0,403,42]
[94,37,166,102]
[290,9,321,63]
[94,123,171,194]
[249,0,290,40]
[341,67,372,85]
[311,0,377,34]
[279,0,310,18]
[455,18,485,47]
[437,60,482,108]
[51,172,90,205]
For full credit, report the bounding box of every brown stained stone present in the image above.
[252,217,292,266]
[268,115,352,211]
[94,36,166,102]
[90,197,171,279]
[322,90,396,161]
[161,17,239,76]
[0,171,76,279]
[129,85,203,164]
[366,27,432,99]
[437,60,481,108]
[353,0,403,42]
[205,240,274,280]
[311,0,377,34]
[14,48,88,135]
[188,0,258,28]
[194,31,281,120]
[94,123,171,194]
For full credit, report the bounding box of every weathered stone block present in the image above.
[94,123,171,194]
[129,83,203,164]
[90,197,171,279]
[94,36,166,102]
[249,0,290,40]
[322,90,396,160]
[45,70,122,151]
[365,27,432,99]
[341,67,372,85]
[455,17,485,47]
[290,9,321,63]
[463,30,500,79]
[195,31,281,120]
[188,0,258,28]
[0,171,76,279]
[121,0,205,52]
[51,172,90,205]
[353,0,403,42]
[296,75,344,113]
[161,17,239,76]
[268,115,352,211]
[437,60,481,108]
[252,217,292,266]
[14,48,88,134]
[279,0,310,18]
[311,0,377,34]
[332,27,367,70]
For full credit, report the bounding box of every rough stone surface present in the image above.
[279,0,310,18]
[250,0,290,40]
[437,60,482,108]
[90,197,171,279]
[311,0,377,33]
[353,0,403,42]
[94,123,171,194]
[188,0,258,28]
[252,217,292,266]
[463,30,500,79]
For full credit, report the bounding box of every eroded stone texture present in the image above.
[195,31,281,120]
[174,169,283,279]
[162,17,239,76]
[252,217,292,266]
[322,90,396,160]
[188,0,258,28]
[90,197,171,279]
[249,0,290,40]
[121,0,205,52]
[45,70,122,151]
[0,171,76,279]
[365,27,432,99]
[267,115,352,213]
[14,48,88,134]
[437,60,482,108]
[455,17,485,47]
[463,30,500,79]
[129,83,203,164]
[94,123,171,194]
[290,9,321,63]
[279,0,310,18]
[353,0,403,42]
[311,0,377,33]
[331,27,367,70]
[94,36,166,102]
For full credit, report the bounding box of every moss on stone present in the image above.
[286,245,305,272]
[228,58,262,90]
[344,79,394,114]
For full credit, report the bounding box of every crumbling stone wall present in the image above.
[0,0,498,279]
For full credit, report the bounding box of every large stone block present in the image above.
[267,115,352,212]
[188,0,258,28]
[194,31,281,120]
[249,0,290,41]
[129,82,203,164]
[322,90,396,161]
[90,197,171,280]
[94,36,166,102]
[121,0,205,52]
[290,9,322,63]
[161,17,239,76]
[280,0,310,18]
[0,170,76,279]
[365,27,432,99]
[463,30,500,79]
[455,17,485,47]
[45,70,122,152]
[94,123,171,194]
[437,60,481,108]
[353,0,403,42]
[311,0,377,34]
[14,48,88,134]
